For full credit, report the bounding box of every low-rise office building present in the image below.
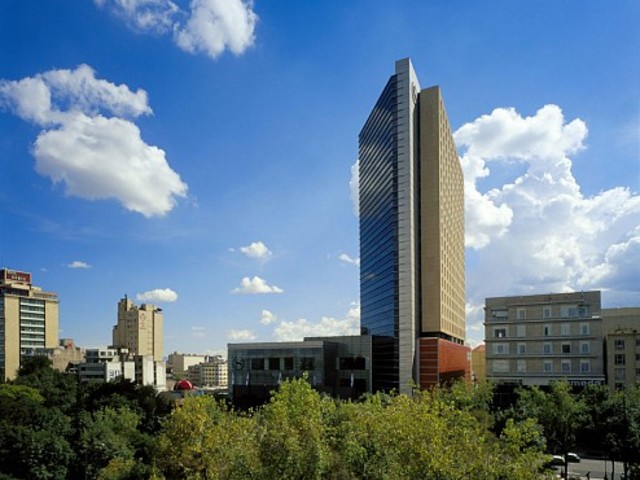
[485,291,605,387]
[77,347,166,391]
[228,335,371,407]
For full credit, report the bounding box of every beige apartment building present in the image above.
[603,307,640,390]
[167,352,208,376]
[112,296,163,362]
[485,291,605,387]
[187,358,228,388]
[0,269,59,381]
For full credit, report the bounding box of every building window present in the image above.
[543,306,552,319]
[614,368,625,381]
[614,339,625,350]
[517,359,526,373]
[251,358,265,371]
[614,354,626,366]
[516,325,526,337]
[339,356,366,370]
[636,338,640,347]
[580,360,590,373]
[493,343,508,355]
[543,343,552,354]
[544,325,551,337]
[561,361,571,373]
[492,360,509,373]
[544,361,553,373]
[580,323,590,335]
[517,308,526,320]
[268,357,280,370]
[283,357,294,370]
[561,323,570,336]
[300,357,315,371]
[517,343,526,355]
[580,342,590,354]
[636,354,640,362]
[562,343,571,354]
[615,382,625,390]
[494,328,507,338]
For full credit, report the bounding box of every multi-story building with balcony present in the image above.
[0,269,59,381]
[603,307,640,390]
[485,291,605,387]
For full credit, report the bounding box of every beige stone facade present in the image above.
[418,86,466,343]
[0,269,59,381]
[167,352,208,376]
[485,291,605,387]
[471,344,486,381]
[112,297,163,362]
[603,307,640,390]
[187,359,228,387]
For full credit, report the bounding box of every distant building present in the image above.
[484,291,605,387]
[112,296,163,362]
[0,269,59,381]
[77,347,166,391]
[22,338,85,373]
[471,344,486,382]
[228,335,371,407]
[167,352,208,376]
[359,59,466,394]
[187,357,228,388]
[602,307,640,390]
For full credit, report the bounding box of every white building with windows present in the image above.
[484,291,605,387]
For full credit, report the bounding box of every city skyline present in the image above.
[1,1,638,356]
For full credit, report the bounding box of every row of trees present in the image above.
[0,357,638,479]
[502,381,640,480]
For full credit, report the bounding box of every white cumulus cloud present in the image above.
[0,65,187,217]
[260,309,277,325]
[228,329,256,341]
[232,276,283,294]
[455,104,640,326]
[96,0,258,59]
[338,252,360,266]
[67,261,91,269]
[239,241,272,259]
[136,288,178,302]
[94,0,179,32]
[274,304,360,342]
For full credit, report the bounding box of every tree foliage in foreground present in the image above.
[154,377,553,480]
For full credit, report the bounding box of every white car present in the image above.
[565,452,581,463]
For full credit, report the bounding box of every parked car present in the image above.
[549,455,565,466]
[565,452,581,463]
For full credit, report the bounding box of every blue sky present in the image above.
[1,1,638,355]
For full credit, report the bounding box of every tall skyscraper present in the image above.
[0,269,59,381]
[112,296,163,362]
[359,58,466,394]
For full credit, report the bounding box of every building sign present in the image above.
[568,379,605,387]
[2,269,31,284]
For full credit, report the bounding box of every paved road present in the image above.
[553,457,625,479]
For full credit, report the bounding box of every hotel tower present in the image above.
[359,58,467,394]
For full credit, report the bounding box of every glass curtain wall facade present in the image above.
[359,76,399,393]
[359,59,466,393]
